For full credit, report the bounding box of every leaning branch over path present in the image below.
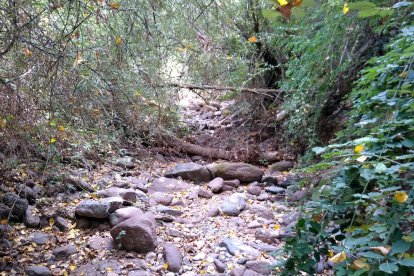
[161,83,282,97]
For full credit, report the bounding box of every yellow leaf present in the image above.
[73,53,85,66]
[111,2,120,9]
[115,36,122,46]
[343,3,349,14]
[106,267,113,272]
[248,36,257,43]
[277,0,288,6]
[394,191,408,203]
[328,250,334,257]
[0,118,6,128]
[49,138,57,144]
[49,217,55,226]
[23,48,33,57]
[58,125,65,131]
[62,271,68,276]
[273,224,281,230]
[164,262,169,270]
[371,246,390,256]
[329,251,346,264]
[354,145,364,154]
[351,259,370,270]
[69,263,77,271]
[0,219,8,225]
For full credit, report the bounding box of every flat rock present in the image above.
[163,243,182,272]
[110,213,157,253]
[264,187,286,194]
[214,259,226,273]
[245,261,271,275]
[75,197,124,219]
[209,163,264,183]
[116,156,135,169]
[88,235,116,251]
[208,177,223,193]
[219,238,260,257]
[151,192,173,206]
[109,207,144,227]
[53,245,77,259]
[252,242,278,252]
[198,188,213,198]
[156,206,183,216]
[243,269,263,276]
[269,161,294,172]
[25,265,52,276]
[149,177,192,194]
[30,232,50,245]
[248,205,275,220]
[164,162,211,183]
[219,193,246,216]
[255,229,277,244]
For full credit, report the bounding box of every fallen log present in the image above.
[165,136,283,162]
[160,83,282,97]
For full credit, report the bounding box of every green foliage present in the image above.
[282,21,414,275]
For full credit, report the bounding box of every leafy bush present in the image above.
[281,23,414,275]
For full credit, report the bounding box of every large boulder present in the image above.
[110,213,157,253]
[1,192,28,220]
[148,177,192,194]
[23,206,40,228]
[208,163,264,183]
[219,193,246,216]
[109,207,144,227]
[164,163,211,183]
[75,197,124,219]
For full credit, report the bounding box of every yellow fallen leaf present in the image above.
[69,263,77,271]
[115,36,122,46]
[273,224,281,230]
[248,36,257,43]
[329,251,346,264]
[277,0,288,6]
[328,250,334,257]
[111,2,120,9]
[354,144,364,154]
[164,262,169,270]
[394,191,408,203]
[343,3,349,14]
[371,246,390,256]
[351,258,370,270]
[49,217,55,226]
[73,53,85,66]
[23,48,33,57]
[58,125,65,131]
[49,138,57,144]
[0,219,8,225]
[106,267,113,272]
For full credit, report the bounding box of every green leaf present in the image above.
[358,9,379,18]
[391,240,411,254]
[379,262,399,274]
[360,251,385,259]
[262,9,280,20]
[399,258,414,267]
[347,1,377,10]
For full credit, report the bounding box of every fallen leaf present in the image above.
[111,2,120,9]
[354,144,364,154]
[371,246,390,256]
[49,217,55,226]
[351,258,370,270]
[329,251,346,264]
[248,36,257,43]
[115,36,122,46]
[277,0,288,6]
[164,262,169,270]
